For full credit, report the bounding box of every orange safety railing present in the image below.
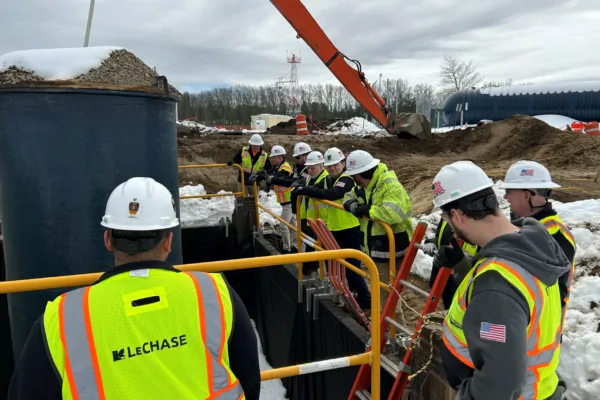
[178,163,246,198]
[0,250,382,399]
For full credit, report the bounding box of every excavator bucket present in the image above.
[392,112,432,140]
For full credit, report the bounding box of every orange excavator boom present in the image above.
[269,0,432,139]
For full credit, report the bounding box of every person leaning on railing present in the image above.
[293,147,371,309]
[227,133,271,196]
[8,177,261,400]
[341,150,413,290]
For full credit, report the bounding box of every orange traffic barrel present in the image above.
[296,114,308,135]
[571,121,585,132]
[584,121,600,136]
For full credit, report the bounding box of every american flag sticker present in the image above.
[520,169,534,176]
[480,322,506,343]
[336,181,346,187]
[432,181,445,196]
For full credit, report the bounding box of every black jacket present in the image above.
[269,161,293,205]
[8,261,261,400]
[271,163,308,188]
[230,146,271,184]
[297,171,355,201]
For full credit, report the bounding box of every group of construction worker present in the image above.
[6,127,575,400]
[429,160,575,400]
[228,133,414,311]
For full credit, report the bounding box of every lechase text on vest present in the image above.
[112,334,188,361]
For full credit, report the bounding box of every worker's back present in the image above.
[43,267,243,399]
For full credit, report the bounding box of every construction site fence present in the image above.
[178,163,246,198]
[0,250,383,399]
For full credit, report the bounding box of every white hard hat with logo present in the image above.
[101,177,179,231]
[293,142,312,157]
[498,160,561,189]
[431,161,494,209]
[304,151,325,166]
[345,150,380,175]
[269,145,286,157]
[248,133,264,146]
[324,147,345,166]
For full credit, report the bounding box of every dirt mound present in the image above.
[266,117,344,134]
[267,119,296,134]
[0,49,180,100]
[178,115,600,212]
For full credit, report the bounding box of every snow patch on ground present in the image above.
[178,185,235,228]
[258,191,282,228]
[251,320,289,399]
[316,117,392,137]
[0,46,123,79]
[534,114,581,130]
[177,120,227,133]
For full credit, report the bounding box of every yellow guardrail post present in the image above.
[253,181,260,229]
[312,201,326,281]
[0,250,381,399]
[178,163,246,198]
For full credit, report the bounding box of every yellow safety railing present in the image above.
[178,163,246,198]
[295,195,327,280]
[0,250,382,399]
[257,202,389,292]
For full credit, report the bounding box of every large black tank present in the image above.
[0,82,183,360]
[442,81,600,125]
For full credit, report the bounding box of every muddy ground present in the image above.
[178,115,600,215]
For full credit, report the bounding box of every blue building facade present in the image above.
[442,81,600,125]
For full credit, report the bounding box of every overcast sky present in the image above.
[2,0,599,93]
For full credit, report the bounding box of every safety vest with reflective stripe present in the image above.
[240,146,267,174]
[539,214,576,333]
[302,170,329,221]
[323,173,359,231]
[42,269,244,400]
[443,258,562,400]
[437,220,478,256]
[273,162,293,204]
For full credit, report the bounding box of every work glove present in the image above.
[227,160,234,166]
[343,199,358,213]
[294,186,306,195]
[352,204,370,218]
[354,187,366,202]
[265,175,273,184]
[290,180,303,188]
[433,237,465,270]
[247,172,258,184]
[421,242,437,256]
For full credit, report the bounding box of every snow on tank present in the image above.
[0,46,124,80]
[480,80,600,96]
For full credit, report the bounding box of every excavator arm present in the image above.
[269,0,432,139]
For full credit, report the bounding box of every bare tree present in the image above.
[439,56,484,97]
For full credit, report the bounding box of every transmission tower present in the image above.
[275,51,301,115]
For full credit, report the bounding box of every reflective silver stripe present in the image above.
[370,249,406,258]
[62,288,101,399]
[60,274,243,399]
[443,258,560,398]
[381,201,411,219]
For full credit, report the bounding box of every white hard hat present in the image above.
[249,133,264,146]
[292,142,312,157]
[345,150,379,175]
[101,177,179,231]
[498,160,561,189]
[269,145,286,157]
[432,161,494,209]
[304,151,325,166]
[324,147,345,166]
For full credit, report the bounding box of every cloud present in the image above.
[1,0,599,92]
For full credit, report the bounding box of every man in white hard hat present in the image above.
[294,151,328,275]
[433,161,569,400]
[9,177,261,400]
[227,133,271,196]
[342,150,413,298]
[294,147,370,308]
[251,145,294,253]
[499,160,576,336]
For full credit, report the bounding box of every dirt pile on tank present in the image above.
[0,48,180,99]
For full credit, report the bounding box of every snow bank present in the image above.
[258,191,282,228]
[178,185,235,228]
[177,120,228,133]
[534,114,582,130]
[251,320,289,399]
[0,46,123,80]
[317,117,391,137]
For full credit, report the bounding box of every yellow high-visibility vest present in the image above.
[43,269,244,399]
[443,258,562,399]
[240,146,267,174]
[324,173,359,231]
[301,170,328,220]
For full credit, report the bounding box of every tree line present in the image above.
[177,56,526,126]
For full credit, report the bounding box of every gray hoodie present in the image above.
[453,217,571,400]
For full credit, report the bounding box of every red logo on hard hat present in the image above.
[129,199,139,216]
[432,181,445,196]
[349,159,356,167]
